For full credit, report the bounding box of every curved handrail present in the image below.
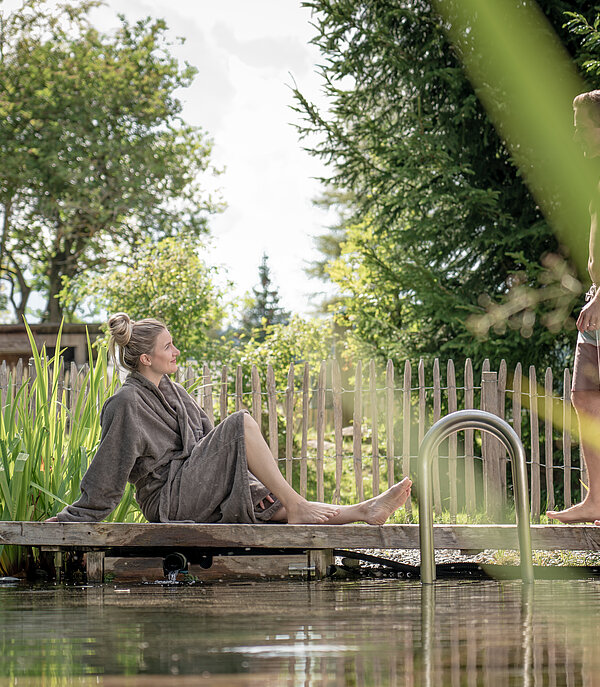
[418,409,534,584]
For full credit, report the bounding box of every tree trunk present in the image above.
[44,247,67,323]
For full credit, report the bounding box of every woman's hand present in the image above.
[257,494,275,511]
[44,516,59,522]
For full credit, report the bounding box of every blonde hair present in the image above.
[574,90,600,127]
[107,313,166,372]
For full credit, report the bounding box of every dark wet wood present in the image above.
[2,522,600,552]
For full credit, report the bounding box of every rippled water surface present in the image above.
[1,576,600,686]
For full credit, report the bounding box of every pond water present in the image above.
[0,576,599,686]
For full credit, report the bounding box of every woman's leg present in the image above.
[244,414,412,524]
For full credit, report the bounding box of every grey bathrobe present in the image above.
[57,371,280,523]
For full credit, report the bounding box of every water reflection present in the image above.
[1,578,600,685]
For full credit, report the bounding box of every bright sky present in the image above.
[87,0,335,318]
[0,0,335,318]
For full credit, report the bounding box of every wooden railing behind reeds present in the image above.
[1,356,585,522]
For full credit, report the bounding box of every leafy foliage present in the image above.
[295,0,598,372]
[64,236,227,365]
[237,314,335,389]
[0,0,221,321]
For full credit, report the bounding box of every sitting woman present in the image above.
[47,313,411,525]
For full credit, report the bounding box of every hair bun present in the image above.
[108,312,134,347]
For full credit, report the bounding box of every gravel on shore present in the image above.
[343,548,600,568]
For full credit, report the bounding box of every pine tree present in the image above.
[240,254,290,342]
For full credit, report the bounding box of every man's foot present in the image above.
[286,499,340,524]
[363,477,412,525]
[546,501,600,523]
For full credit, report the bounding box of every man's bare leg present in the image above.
[547,390,600,523]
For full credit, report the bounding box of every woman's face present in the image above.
[147,328,180,377]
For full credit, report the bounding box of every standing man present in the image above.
[548,90,600,523]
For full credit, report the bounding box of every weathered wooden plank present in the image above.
[4,522,600,552]
[447,359,457,523]
[219,365,228,424]
[370,359,379,497]
[266,364,278,460]
[545,367,554,512]
[432,359,442,514]
[563,368,572,509]
[202,363,214,426]
[529,365,541,522]
[332,359,343,503]
[300,363,310,498]
[402,360,412,514]
[464,358,476,512]
[316,361,326,502]
[353,360,364,501]
[386,360,395,489]
[250,365,261,426]
[285,363,295,485]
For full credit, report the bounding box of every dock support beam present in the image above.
[309,549,334,580]
[418,409,534,585]
[86,551,105,583]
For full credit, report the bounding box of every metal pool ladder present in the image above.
[418,409,534,584]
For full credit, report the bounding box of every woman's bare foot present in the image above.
[363,477,412,525]
[286,499,340,524]
[546,500,600,523]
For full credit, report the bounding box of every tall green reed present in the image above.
[0,321,143,575]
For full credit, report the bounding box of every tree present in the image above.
[68,236,227,364]
[0,0,221,322]
[295,0,598,372]
[240,254,290,341]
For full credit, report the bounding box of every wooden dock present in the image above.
[2,522,600,582]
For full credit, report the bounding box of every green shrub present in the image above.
[0,322,142,576]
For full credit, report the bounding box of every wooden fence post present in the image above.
[316,361,326,502]
[370,359,380,497]
[300,363,309,498]
[432,358,442,515]
[353,361,364,501]
[285,364,294,485]
[266,364,278,460]
[235,365,243,412]
[333,359,343,503]
[563,368,572,509]
[481,370,502,521]
[529,365,541,523]
[544,367,554,512]
[386,360,395,489]
[464,359,476,512]
[402,360,412,515]
[447,359,457,523]
[498,359,507,504]
[202,363,214,426]
[219,366,228,424]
